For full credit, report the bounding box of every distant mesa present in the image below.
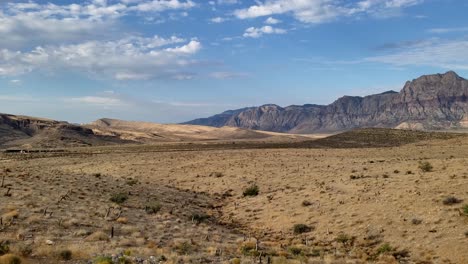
[184,71,468,133]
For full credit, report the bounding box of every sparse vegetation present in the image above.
[377,243,393,255]
[125,178,138,186]
[174,241,193,255]
[418,161,433,172]
[288,246,303,256]
[293,224,312,234]
[243,184,259,197]
[110,192,128,204]
[239,242,259,256]
[0,242,9,256]
[58,249,72,260]
[443,196,462,205]
[144,200,161,214]
[336,233,353,244]
[94,256,113,264]
[302,200,312,206]
[191,213,210,224]
[463,205,468,216]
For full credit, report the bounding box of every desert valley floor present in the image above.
[0,130,467,264]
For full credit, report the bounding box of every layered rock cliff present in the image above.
[184,71,468,133]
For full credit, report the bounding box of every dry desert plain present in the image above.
[0,129,468,264]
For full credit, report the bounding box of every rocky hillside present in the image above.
[184,71,468,133]
[0,114,127,149]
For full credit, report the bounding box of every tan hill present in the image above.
[87,118,315,143]
[0,113,128,149]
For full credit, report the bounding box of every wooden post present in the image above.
[4,188,11,196]
[111,226,114,238]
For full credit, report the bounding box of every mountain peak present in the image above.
[185,72,468,134]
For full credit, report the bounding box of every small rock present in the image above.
[45,240,54,245]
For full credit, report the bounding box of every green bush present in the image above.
[94,256,113,264]
[110,193,128,204]
[335,233,352,244]
[243,185,259,197]
[191,213,210,223]
[288,246,302,256]
[377,243,393,255]
[293,224,312,234]
[145,201,161,214]
[418,161,433,172]
[174,241,192,255]
[58,249,72,260]
[0,242,9,256]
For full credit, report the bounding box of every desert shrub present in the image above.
[293,224,312,235]
[377,243,393,255]
[191,213,210,224]
[0,254,21,264]
[243,185,259,197]
[465,231,468,237]
[462,205,468,215]
[230,258,241,264]
[0,242,9,256]
[110,193,128,204]
[443,196,462,205]
[310,249,321,257]
[145,201,161,214]
[336,233,353,244]
[411,218,422,225]
[418,161,433,172]
[94,256,113,264]
[239,242,258,256]
[58,249,72,260]
[15,244,32,257]
[302,200,312,207]
[288,246,302,256]
[126,178,138,186]
[210,172,224,178]
[174,241,192,255]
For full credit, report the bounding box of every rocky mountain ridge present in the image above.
[184,71,468,133]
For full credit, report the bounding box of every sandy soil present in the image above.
[0,135,467,263]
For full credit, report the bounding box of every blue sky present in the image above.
[0,0,467,123]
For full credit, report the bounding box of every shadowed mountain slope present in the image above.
[185,71,468,133]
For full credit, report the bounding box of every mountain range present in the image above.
[184,71,468,133]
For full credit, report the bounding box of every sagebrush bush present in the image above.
[463,205,468,215]
[110,192,128,204]
[443,196,462,205]
[243,184,259,197]
[93,256,113,264]
[293,224,312,234]
[418,161,433,172]
[145,201,161,214]
[335,233,352,244]
[191,213,209,223]
[377,243,393,255]
[58,249,72,260]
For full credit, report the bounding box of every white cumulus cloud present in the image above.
[234,0,424,24]
[243,26,286,38]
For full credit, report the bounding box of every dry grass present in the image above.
[0,130,467,263]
